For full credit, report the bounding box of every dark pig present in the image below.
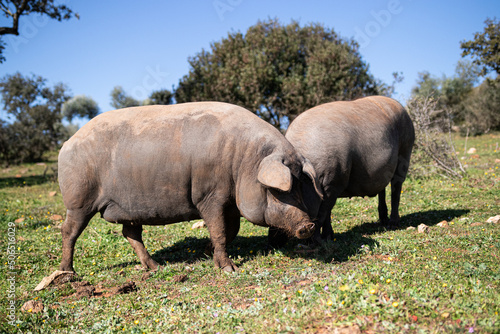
[270,96,414,244]
[58,102,323,273]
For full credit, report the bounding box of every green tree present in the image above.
[62,95,100,123]
[143,89,174,105]
[111,87,174,109]
[461,80,500,134]
[176,19,380,130]
[441,61,481,124]
[0,119,9,161]
[0,72,71,164]
[411,71,440,100]
[0,0,78,63]
[412,61,480,106]
[411,60,481,126]
[110,86,140,109]
[461,17,500,80]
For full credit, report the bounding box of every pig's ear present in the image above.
[257,155,292,192]
[302,158,324,200]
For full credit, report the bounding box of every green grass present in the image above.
[0,133,499,333]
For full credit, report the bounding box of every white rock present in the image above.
[417,224,429,234]
[437,220,448,227]
[467,147,477,154]
[191,220,206,229]
[486,215,500,224]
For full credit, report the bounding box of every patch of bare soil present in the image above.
[64,280,138,299]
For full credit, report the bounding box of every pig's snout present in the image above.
[295,222,315,239]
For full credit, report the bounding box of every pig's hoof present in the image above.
[389,218,400,226]
[383,218,400,229]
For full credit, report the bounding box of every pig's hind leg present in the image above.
[60,209,95,272]
[387,152,412,227]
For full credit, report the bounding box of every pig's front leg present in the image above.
[201,206,240,272]
[122,223,159,270]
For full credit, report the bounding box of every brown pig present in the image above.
[58,102,322,273]
[269,96,415,245]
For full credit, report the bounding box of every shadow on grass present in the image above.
[107,235,270,270]
[109,208,470,269]
[325,208,470,263]
[152,236,212,265]
[151,235,273,267]
[347,208,470,236]
[399,208,470,227]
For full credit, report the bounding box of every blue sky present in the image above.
[1,0,499,122]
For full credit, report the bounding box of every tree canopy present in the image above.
[62,95,100,123]
[110,86,140,109]
[143,89,174,106]
[0,73,99,165]
[413,17,500,134]
[461,17,500,80]
[0,73,69,163]
[412,61,480,108]
[176,19,382,130]
[411,60,500,134]
[461,79,500,134]
[0,0,78,63]
[110,86,174,109]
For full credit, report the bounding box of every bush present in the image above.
[406,96,466,179]
[461,80,500,135]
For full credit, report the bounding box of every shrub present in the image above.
[406,96,466,179]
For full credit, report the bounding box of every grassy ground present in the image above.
[0,133,499,333]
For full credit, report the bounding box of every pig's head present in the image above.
[237,152,323,239]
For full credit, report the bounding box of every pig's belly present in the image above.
[99,194,201,225]
[98,164,204,224]
[339,171,394,198]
